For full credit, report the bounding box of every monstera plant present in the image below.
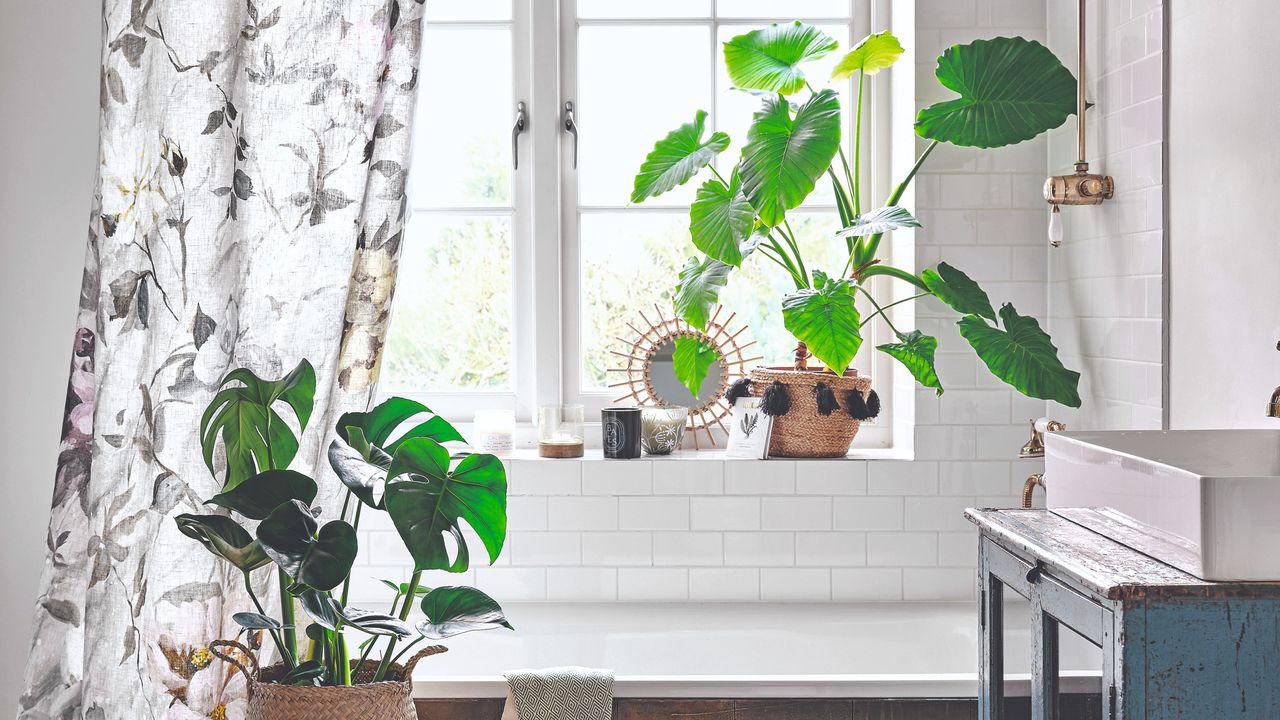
[634,24,1082,409]
[178,360,512,687]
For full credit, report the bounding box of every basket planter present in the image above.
[210,640,446,720]
[747,367,875,458]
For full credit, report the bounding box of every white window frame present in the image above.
[388,0,918,455]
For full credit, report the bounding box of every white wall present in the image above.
[1168,0,1280,429]
[1046,0,1165,431]
[0,1,100,712]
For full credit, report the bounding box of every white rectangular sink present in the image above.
[1045,430,1280,582]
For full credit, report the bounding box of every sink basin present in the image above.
[1045,430,1280,581]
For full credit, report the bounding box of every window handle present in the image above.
[563,101,579,169]
[512,101,527,170]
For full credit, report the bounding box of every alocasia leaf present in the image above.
[877,330,943,395]
[690,173,754,267]
[205,469,318,520]
[672,336,721,398]
[922,262,997,322]
[781,277,862,373]
[674,256,733,331]
[724,21,840,96]
[174,514,272,572]
[830,30,905,81]
[958,304,1082,407]
[256,500,358,591]
[631,110,730,204]
[915,37,1077,148]
[836,205,921,238]
[739,89,842,227]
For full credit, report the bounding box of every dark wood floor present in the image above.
[417,695,1103,720]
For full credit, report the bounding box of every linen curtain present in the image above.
[21,1,425,717]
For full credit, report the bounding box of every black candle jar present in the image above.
[601,407,642,459]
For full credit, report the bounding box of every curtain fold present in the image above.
[21,1,425,717]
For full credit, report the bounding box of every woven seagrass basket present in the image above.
[748,367,873,458]
[210,640,446,720]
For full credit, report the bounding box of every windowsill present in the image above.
[475,447,913,462]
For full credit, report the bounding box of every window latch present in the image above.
[511,101,527,170]
[563,101,579,169]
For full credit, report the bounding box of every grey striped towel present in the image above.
[501,667,615,720]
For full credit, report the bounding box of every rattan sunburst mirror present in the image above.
[609,304,760,449]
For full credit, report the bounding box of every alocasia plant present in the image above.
[178,363,513,688]
[634,24,1083,408]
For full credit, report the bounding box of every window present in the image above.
[382,1,911,450]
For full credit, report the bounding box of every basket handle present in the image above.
[402,645,449,676]
[209,640,260,687]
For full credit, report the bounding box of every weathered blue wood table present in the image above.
[967,508,1280,720]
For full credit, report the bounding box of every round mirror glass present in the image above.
[645,338,725,410]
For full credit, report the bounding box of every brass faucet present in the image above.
[1019,419,1065,508]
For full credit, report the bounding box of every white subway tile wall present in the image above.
[1047,0,1165,430]
[348,0,1074,604]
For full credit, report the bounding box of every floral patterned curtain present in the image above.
[21,1,425,717]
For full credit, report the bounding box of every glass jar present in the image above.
[538,405,585,458]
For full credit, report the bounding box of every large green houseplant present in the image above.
[633,24,1082,448]
[177,360,510,715]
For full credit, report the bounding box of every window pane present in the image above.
[580,212,691,390]
[718,0,850,18]
[578,26,713,207]
[382,215,514,392]
[412,26,512,208]
[580,212,864,391]
[426,0,511,22]
[577,0,711,18]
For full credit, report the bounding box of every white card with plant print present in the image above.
[725,397,774,459]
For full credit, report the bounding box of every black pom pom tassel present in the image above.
[845,389,869,420]
[761,381,791,417]
[725,377,753,406]
[814,381,839,416]
[865,389,881,419]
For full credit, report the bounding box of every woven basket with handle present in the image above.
[748,367,873,458]
[210,640,446,720]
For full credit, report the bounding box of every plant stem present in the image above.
[859,292,932,328]
[390,636,426,666]
[767,235,806,289]
[339,501,362,607]
[781,220,807,284]
[708,165,729,186]
[856,285,903,338]
[373,570,422,682]
[855,140,941,271]
[244,571,293,669]
[277,568,298,666]
[853,73,865,216]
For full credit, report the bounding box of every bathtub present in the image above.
[412,602,1102,699]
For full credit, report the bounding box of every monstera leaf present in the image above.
[690,173,754,267]
[922,262,997,322]
[200,360,316,489]
[739,89,842,227]
[674,256,733,331]
[836,205,921,238]
[205,469,318,520]
[337,396,464,456]
[418,586,513,639]
[631,110,730,203]
[384,439,507,573]
[175,514,272,572]
[781,278,862,373]
[672,337,721,398]
[328,427,392,510]
[831,30,905,80]
[958,304,1082,407]
[916,37,1077,148]
[256,500,358,591]
[724,21,839,96]
[878,331,943,395]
